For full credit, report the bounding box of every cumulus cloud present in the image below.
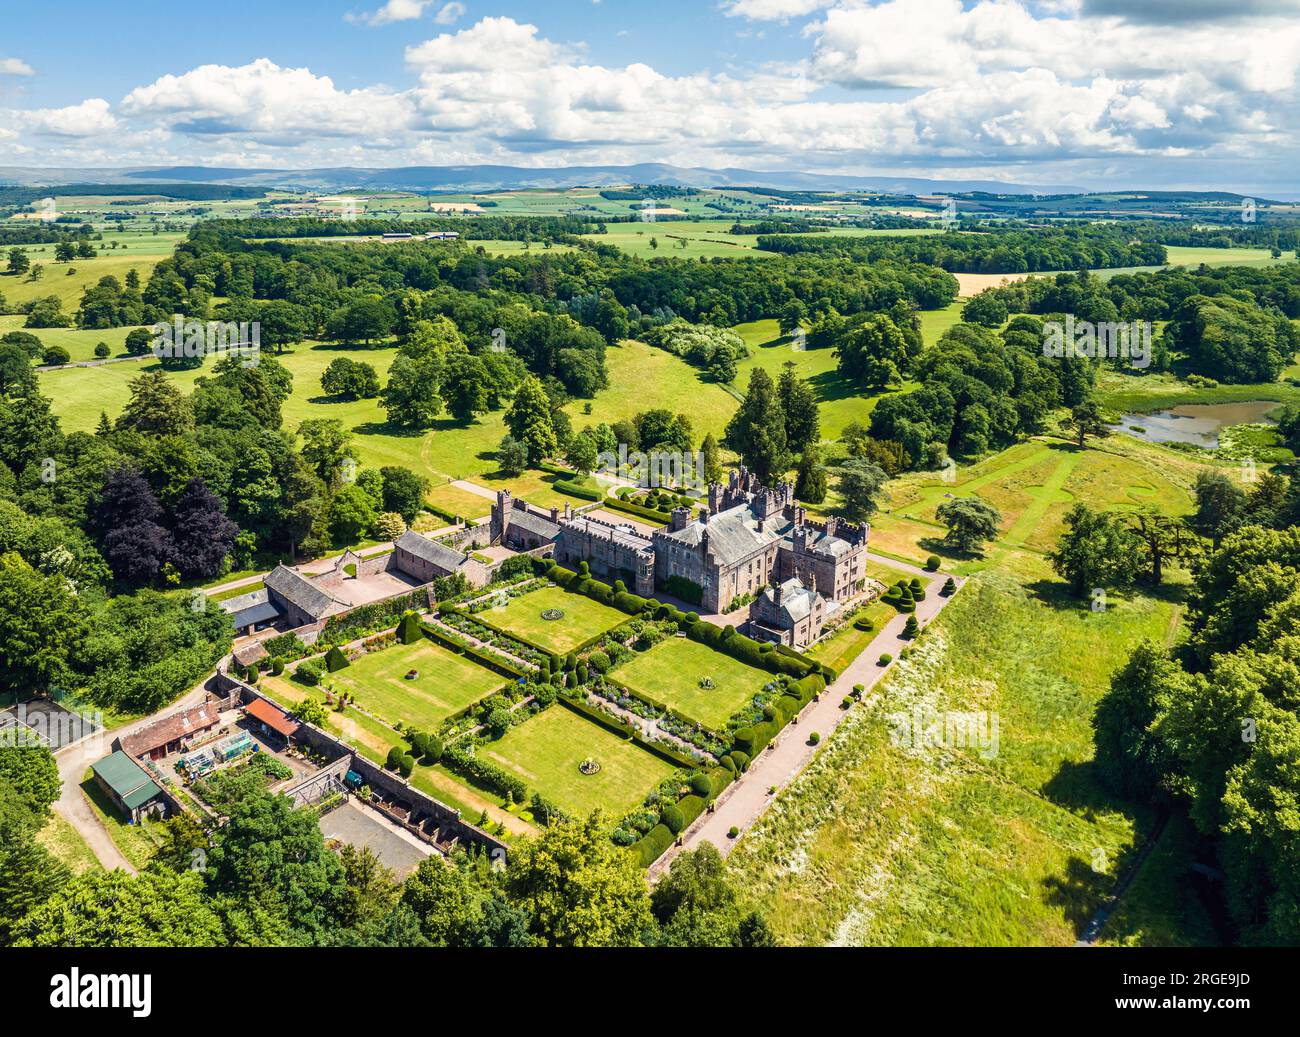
[348,0,435,26]
[0,57,35,76]
[14,98,117,137]
[2,7,1298,190]
[121,59,414,143]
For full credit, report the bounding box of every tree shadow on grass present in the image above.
[917,535,985,564]
[353,421,426,438]
[1042,854,1115,936]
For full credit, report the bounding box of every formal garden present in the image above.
[241,556,837,867]
[472,583,629,654]
[608,636,773,733]
[479,704,680,820]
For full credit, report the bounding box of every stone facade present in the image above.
[554,513,655,596]
[652,466,869,614]
[490,490,562,552]
[748,577,826,647]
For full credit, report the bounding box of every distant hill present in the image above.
[0,163,1084,196]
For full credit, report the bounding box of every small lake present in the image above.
[1113,401,1280,448]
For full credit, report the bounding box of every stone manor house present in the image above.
[490,467,870,647]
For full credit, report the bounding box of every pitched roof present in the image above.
[221,588,281,627]
[119,703,220,758]
[757,578,819,625]
[507,508,560,540]
[264,564,343,621]
[92,750,162,809]
[244,697,301,739]
[395,530,470,572]
[658,502,792,566]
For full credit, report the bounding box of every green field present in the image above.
[564,336,737,443]
[37,811,102,875]
[476,585,627,654]
[727,558,1193,946]
[612,636,769,731]
[323,639,507,731]
[481,705,677,818]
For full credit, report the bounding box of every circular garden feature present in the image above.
[541,608,565,621]
[578,757,602,776]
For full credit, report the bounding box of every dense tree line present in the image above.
[867,318,1089,469]
[967,266,1300,384]
[755,225,1168,273]
[1091,509,1300,943]
[0,752,774,949]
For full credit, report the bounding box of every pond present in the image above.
[1112,401,1281,448]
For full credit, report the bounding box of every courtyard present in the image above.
[476,584,628,654]
[481,706,677,819]
[611,637,771,732]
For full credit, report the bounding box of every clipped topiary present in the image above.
[325,646,350,672]
[925,555,941,571]
[397,612,422,645]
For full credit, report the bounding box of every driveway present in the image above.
[651,568,965,877]
[50,679,212,874]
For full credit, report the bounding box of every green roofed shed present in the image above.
[91,750,165,821]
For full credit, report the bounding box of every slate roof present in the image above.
[394,530,470,572]
[793,528,855,557]
[559,515,654,555]
[657,502,792,566]
[221,588,281,627]
[264,565,343,621]
[756,578,819,626]
[92,750,163,810]
[507,508,560,541]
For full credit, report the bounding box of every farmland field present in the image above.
[481,704,677,818]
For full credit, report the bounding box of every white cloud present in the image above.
[720,0,835,19]
[3,7,1299,191]
[435,2,467,24]
[13,98,117,137]
[0,57,35,76]
[349,0,435,27]
[121,59,414,143]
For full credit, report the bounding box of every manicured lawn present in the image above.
[477,585,626,654]
[326,639,507,730]
[613,636,769,731]
[482,705,676,818]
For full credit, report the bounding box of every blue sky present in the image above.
[3,1,1299,193]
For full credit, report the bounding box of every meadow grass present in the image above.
[37,811,102,875]
[612,636,770,731]
[481,705,677,819]
[726,560,1186,946]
